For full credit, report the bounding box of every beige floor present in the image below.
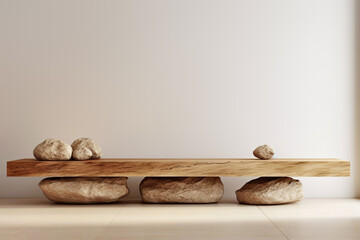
[0,198,359,240]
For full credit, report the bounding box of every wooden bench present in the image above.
[7,158,350,177]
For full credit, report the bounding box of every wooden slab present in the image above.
[7,158,350,177]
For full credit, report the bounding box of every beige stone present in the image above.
[71,138,102,160]
[72,146,93,160]
[39,177,129,204]
[33,138,72,161]
[236,177,303,205]
[253,145,274,159]
[140,177,224,203]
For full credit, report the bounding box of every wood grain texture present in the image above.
[7,158,350,177]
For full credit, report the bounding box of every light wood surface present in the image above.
[7,158,350,177]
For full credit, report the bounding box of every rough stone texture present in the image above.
[140,177,224,203]
[72,146,93,160]
[253,145,275,160]
[33,139,72,161]
[39,177,129,204]
[71,138,102,160]
[236,177,303,205]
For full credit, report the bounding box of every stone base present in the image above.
[235,177,303,205]
[39,177,129,204]
[140,177,224,203]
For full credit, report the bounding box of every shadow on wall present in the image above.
[354,0,360,197]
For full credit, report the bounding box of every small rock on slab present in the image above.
[72,146,93,160]
[71,138,102,160]
[33,138,72,161]
[140,177,224,203]
[253,145,274,159]
[236,177,303,205]
[39,177,129,204]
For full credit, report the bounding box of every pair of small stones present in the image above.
[39,177,303,204]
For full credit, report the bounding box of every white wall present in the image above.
[0,0,357,199]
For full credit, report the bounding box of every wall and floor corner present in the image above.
[0,0,357,199]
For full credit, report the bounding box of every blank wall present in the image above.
[0,0,356,198]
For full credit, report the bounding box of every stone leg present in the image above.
[140,177,224,203]
[235,177,303,205]
[39,177,129,204]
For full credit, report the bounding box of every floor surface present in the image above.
[0,198,359,240]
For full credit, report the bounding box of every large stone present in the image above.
[236,177,303,205]
[33,138,72,161]
[39,177,129,204]
[140,177,224,203]
[71,138,102,160]
[253,145,274,160]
